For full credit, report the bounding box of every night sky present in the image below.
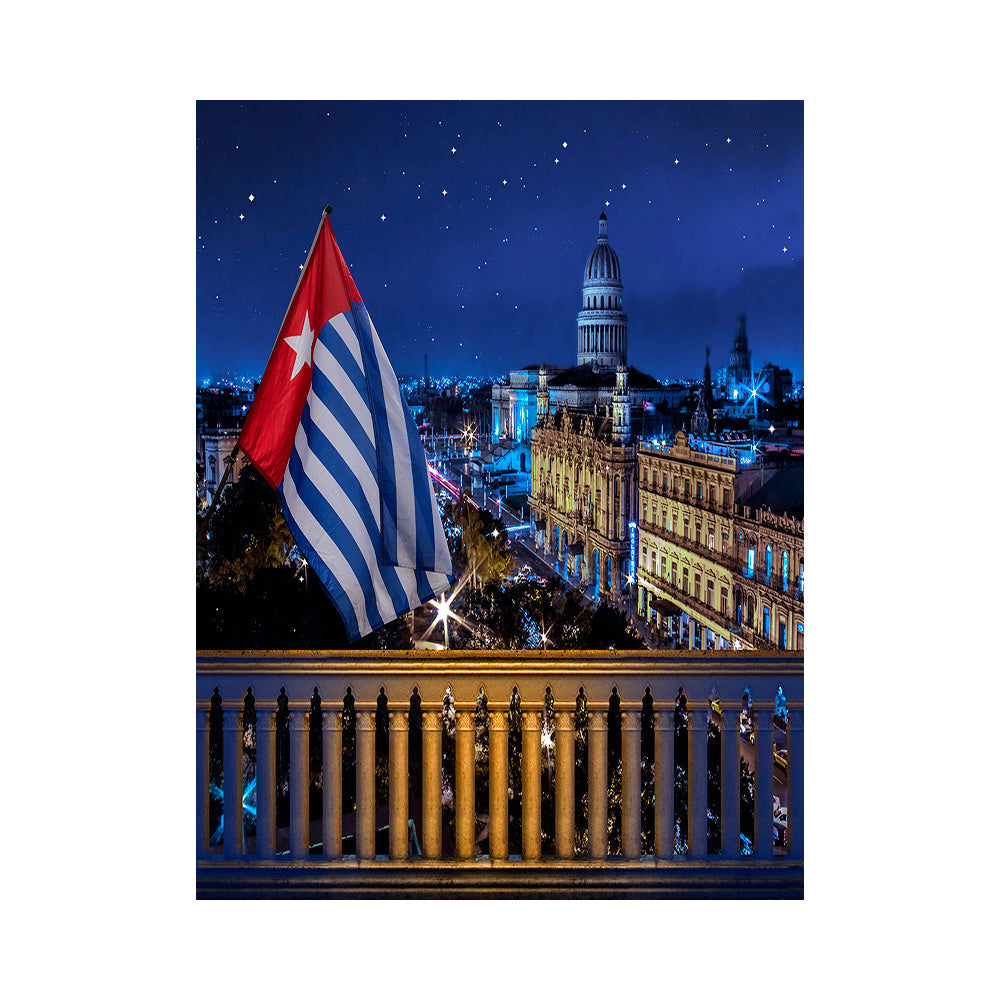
[196,100,803,386]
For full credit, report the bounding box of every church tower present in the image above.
[612,364,631,443]
[537,365,550,420]
[726,315,752,403]
[577,212,628,370]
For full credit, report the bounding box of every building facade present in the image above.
[636,430,804,650]
[530,367,637,599]
[733,504,805,651]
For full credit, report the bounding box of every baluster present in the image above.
[521,710,541,861]
[389,710,409,860]
[290,710,310,860]
[621,710,641,859]
[654,709,674,859]
[257,708,276,858]
[455,711,475,859]
[223,702,244,859]
[355,710,376,860]
[555,710,575,859]
[587,711,608,859]
[488,711,509,860]
[421,710,442,859]
[322,711,342,859]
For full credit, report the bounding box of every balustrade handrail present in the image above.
[639,519,741,570]
[640,480,732,516]
[739,567,805,603]
[198,649,802,706]
[639,569,738,634]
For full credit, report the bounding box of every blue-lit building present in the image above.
[492,212,673,450]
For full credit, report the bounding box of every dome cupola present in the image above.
[577,212,628,370]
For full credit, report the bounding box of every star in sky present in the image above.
[284,311,314,379]
[197,101,803,383]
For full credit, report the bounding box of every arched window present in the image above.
[607,687,623,856]
[707,686,722,855]
[342,688,356,852]
[674,688,688,855]
[474,686,489,853]
[509,686,523,856]
[639,688,654,855]
[542,687,556,855]
[242,687,257,847]
[442,686,456,857]
[574,687,588,855]
[740,687,755,854]
[309,687,323,855]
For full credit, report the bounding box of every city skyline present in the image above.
[197,100,803,385]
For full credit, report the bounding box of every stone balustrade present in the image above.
[197,650,803,898]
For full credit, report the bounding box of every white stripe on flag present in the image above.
[330,311,365,373]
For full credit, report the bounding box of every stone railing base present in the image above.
[197,859,803,900]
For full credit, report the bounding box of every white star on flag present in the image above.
[284,310,315,379]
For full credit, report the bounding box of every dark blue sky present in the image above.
[197,100,802,384]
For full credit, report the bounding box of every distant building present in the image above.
[725,315,753,408]
[492,213,673,452]
[530,367,637,599]
[197,384,252,504]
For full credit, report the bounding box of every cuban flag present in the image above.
[239,211,454,641]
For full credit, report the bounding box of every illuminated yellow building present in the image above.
[530,366,636,599]
[637,430,803,650]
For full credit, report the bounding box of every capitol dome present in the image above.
[584,212,622,283]
[577,212,628,370]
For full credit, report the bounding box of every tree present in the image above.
[446,492,512,591]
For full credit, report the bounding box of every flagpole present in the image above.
[270,205,333,341]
